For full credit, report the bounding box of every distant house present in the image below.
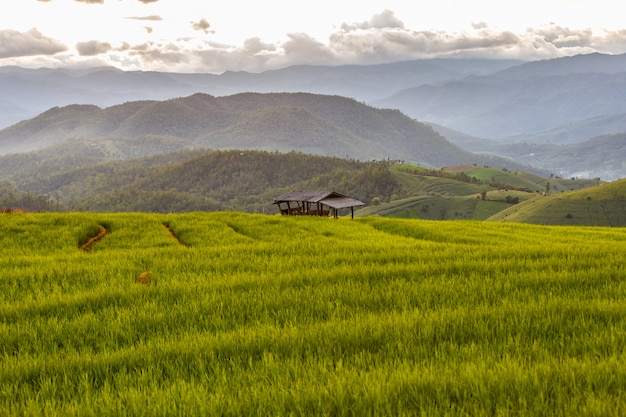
[274,191,365,219]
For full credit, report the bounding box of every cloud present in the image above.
[326,14,626,63]
[191,18,214,34]
[0,29,67,59]
[38,0,158,3]
[595,29,626,54]
[86,20,626,73]
[5,9,626,73]
[340,9,404,31]
[126,15,163,21]
[242,37,277,54]
[281,33,336,63]
[76,40,112,56]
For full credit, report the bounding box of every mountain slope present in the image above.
[486,178,626,226]
[494,133,626,180]
[0,59,521,129]
[373,53,626,139]
[0,92,531,171]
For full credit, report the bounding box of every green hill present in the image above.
[486,178,626,226]
[1,147,617,226]
[0,149,406,213]
[358,165,543,220]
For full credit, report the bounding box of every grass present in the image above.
[1,212,626,416]
[487,178,626,226]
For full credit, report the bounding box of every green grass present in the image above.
[462,167,542,191]
[1,212,626,416]
[383,165,543,220]
[487,178,626,226]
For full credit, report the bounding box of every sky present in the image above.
[1,0,626,73]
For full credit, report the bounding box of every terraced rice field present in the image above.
[1,212,625,416]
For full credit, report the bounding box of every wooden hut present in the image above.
[274,191,365,219]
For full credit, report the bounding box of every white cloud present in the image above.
[0,29,67,59]
[2,4,626,72]
[340,9,405,31]
[191,18,214,34]
[76,40,113,56]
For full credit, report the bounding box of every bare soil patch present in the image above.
[163,223,184,246]
[80,225,108,252]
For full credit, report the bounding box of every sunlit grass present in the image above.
[1,212,625,416]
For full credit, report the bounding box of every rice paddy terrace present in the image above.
[1,212,625,416]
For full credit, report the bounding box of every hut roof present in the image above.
[274,191,365,209]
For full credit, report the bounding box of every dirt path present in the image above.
[79,225,108,252]
[163,223,184,246]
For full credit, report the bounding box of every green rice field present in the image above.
[1,212,625,416]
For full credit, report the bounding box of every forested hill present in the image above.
[0,149,406,213]
[0,92,526,170]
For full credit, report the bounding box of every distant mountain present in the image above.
[2,54,622,180]
[0,58,521,129]
[0,92,531,171]
[432,125,626,181]
[497,133,626,180]
[373,53,626,140]
[495,52,626,79]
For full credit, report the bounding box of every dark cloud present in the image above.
[0,29,67,59]
[191,18,214,34]
[76,40,112,56]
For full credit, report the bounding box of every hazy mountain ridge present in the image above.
[435,125,626,180]
[1,53,624,179]
[374,67,626,139]
[0,92,531,171]
[0,58,521,130]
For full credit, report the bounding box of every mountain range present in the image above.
[0,58,520,130]
[0,92,528,171]
[0,52,625,180]
[374,53,626,140]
